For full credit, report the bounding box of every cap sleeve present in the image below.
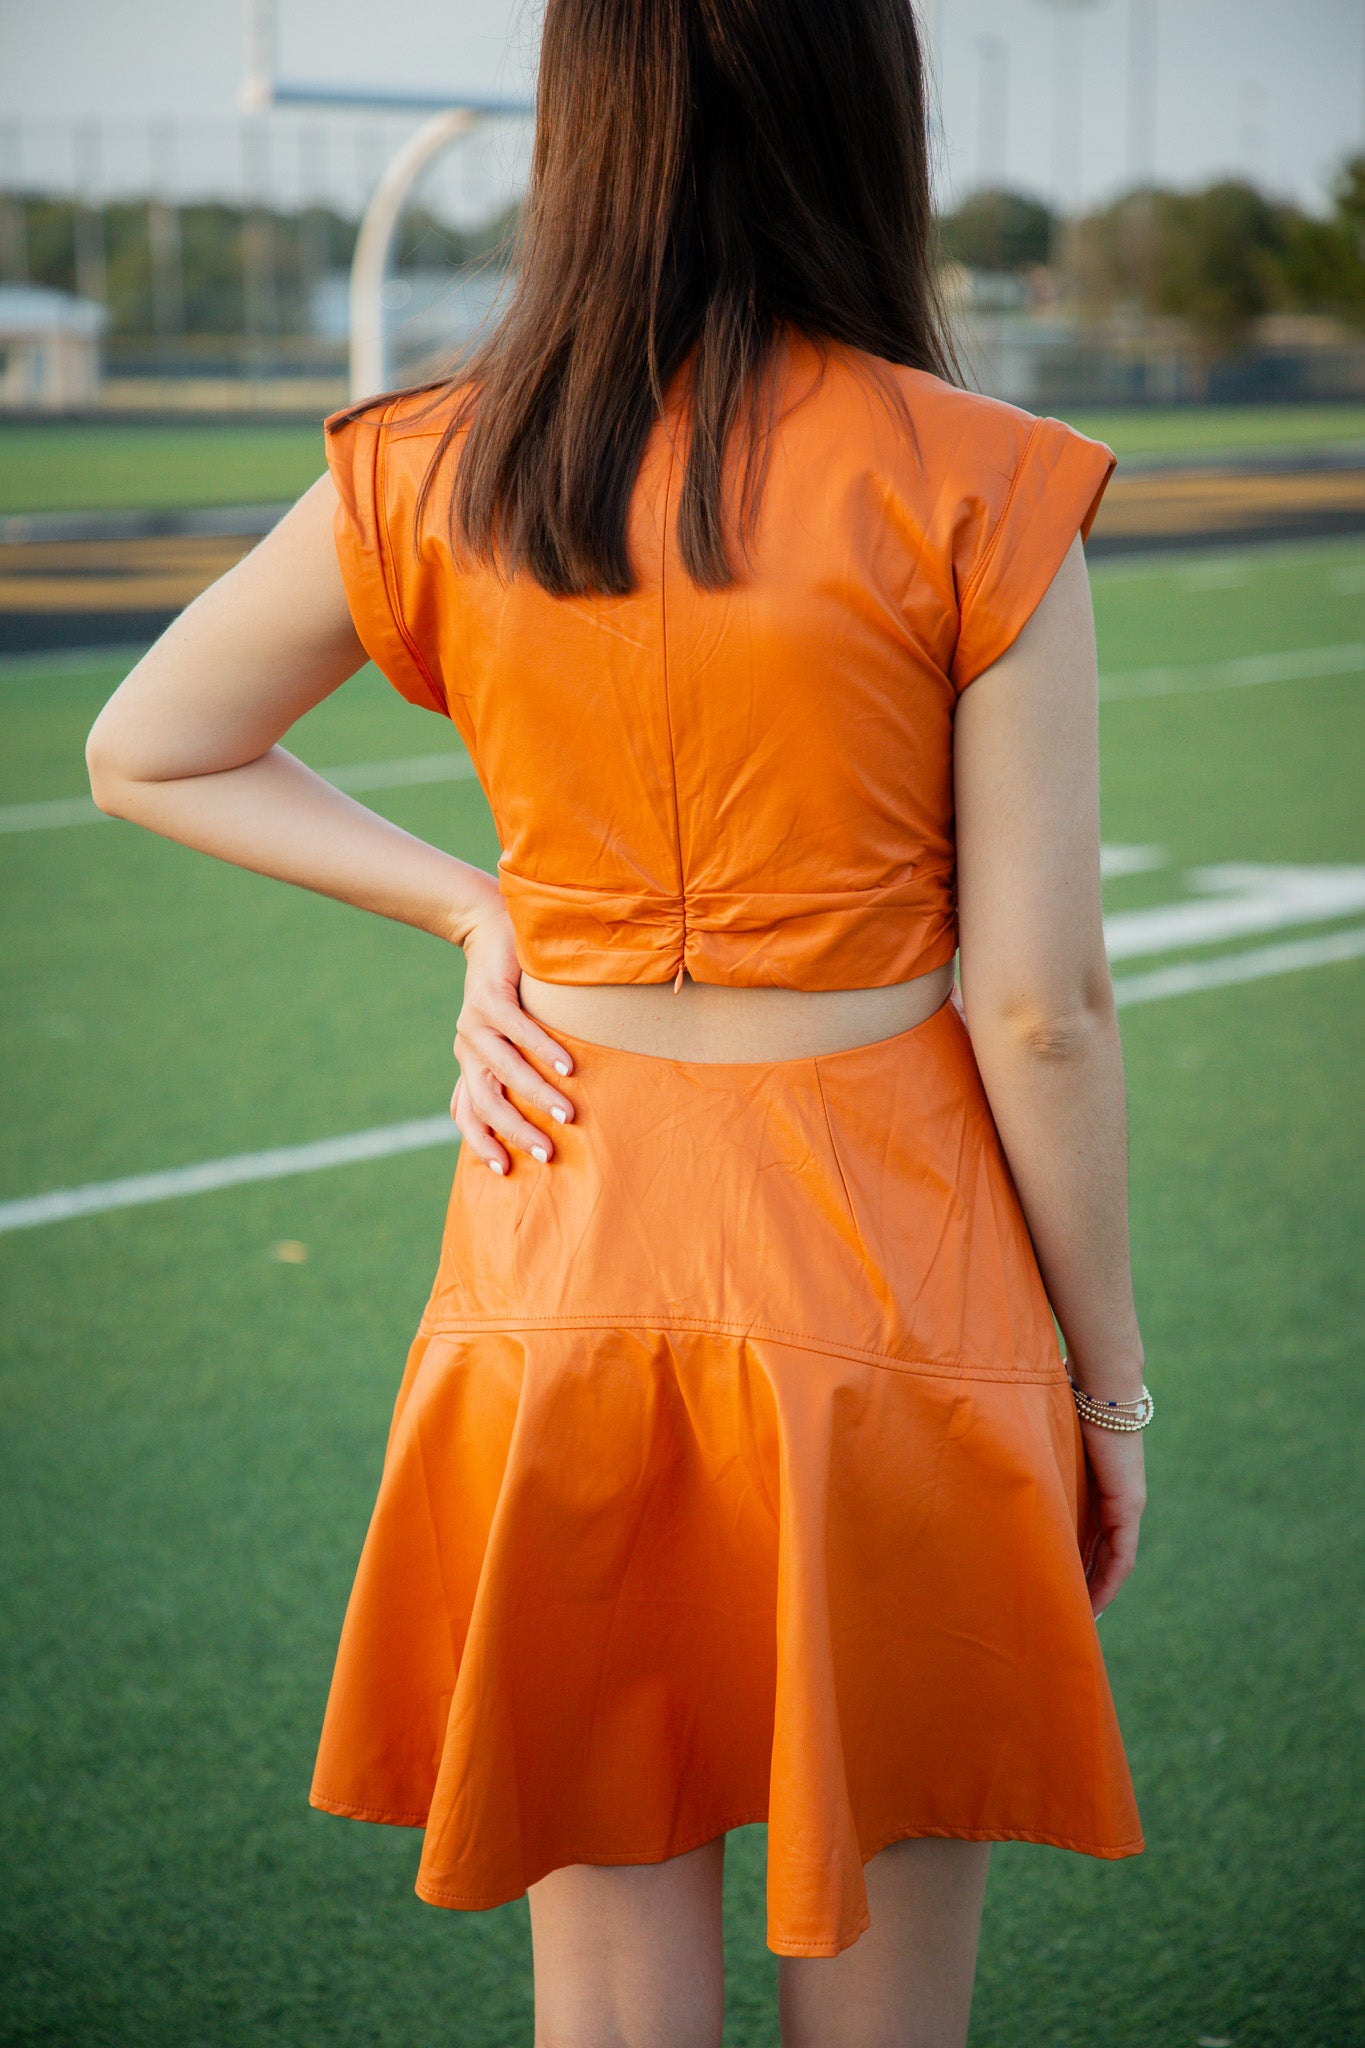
[951,416,1115,694]
[324,401,449,716]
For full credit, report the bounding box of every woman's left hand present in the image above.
[1080,1426,1146,1618]
[451,900,576,1174]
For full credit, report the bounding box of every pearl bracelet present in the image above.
[1068,1380,1154,1432]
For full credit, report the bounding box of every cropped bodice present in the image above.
[326,337,1114,989]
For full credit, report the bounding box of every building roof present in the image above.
[0,287,108,340]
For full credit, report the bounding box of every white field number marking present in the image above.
[1104,864,1365,960]
[1112,926,1365,1006]
[2,858,1363,1234]
[1101,844,1165,878]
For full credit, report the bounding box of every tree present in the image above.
[1332,155,1365,254]
[938,189,1055,273]
[1075,180,1291,350]
[7,192,514,340]
[1276,156,1365,327]
[1073,160,1365,347]
[1150,182,1290,348]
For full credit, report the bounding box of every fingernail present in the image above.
[531,1145,549,1163]
[488,1159,505,1175]
[553,1060,570,1076]
[551,1106,567,1124]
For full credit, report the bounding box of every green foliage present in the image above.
[1275,155,1365,326]
[1276,212,1365,326]
[1074,181,1288,350]
[1332,154,1365,251]
[12,192,353,337]
[1156,182,1289,345]
[1074,156,1365,350]
[21,195,77,284]
[938,187,1055,272]
[5,193,516,340]
[394,201,518,272]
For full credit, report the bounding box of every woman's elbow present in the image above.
[1010,1005,1111,1064]
[967,968,1118,1064]
[85,717,142,818]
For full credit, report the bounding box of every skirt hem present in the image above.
[312,1789,1146,1956]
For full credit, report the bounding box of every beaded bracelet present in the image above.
[1068,1380,1154,1432]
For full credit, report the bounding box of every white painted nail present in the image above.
[551,1106,568,1123]
[531,1145,549,1163]
[488,1159,505,1175]
[553,1060,570,1076]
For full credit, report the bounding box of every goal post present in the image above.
[237,0,532,397]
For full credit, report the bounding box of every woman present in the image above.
[86,1,1149,2041]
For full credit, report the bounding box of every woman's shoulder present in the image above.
[796,337,1105,487]
[325,378,475,451]
[810,348,1055,471]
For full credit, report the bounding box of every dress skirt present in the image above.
[310,997,1143,1957]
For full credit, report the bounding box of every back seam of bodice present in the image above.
[656,431,687,983]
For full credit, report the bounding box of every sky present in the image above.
[1,0,1362,222]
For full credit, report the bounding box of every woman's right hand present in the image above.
[451,899,577,1174]
[1080,1426,1147,1618]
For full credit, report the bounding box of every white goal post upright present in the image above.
[238,0,532,399]
[348,110,478,398]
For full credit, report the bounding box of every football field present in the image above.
[1,538,1362,2045]
[3,402,1365,513]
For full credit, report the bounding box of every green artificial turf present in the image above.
[0,420,328,515]
[2,540,1363,2045]
[4,403,1365,518]
[1064,402,1365,461]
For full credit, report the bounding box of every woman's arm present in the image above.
[953,534,1146,1616]
[86,474,495,939]
[85,473,574,1168]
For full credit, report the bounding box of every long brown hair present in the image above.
[426,0,954,597]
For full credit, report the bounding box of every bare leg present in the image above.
[528,1834,727,2048]
[777,1839,991,2048]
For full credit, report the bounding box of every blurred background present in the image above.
[1,5,1362,2047]
[4,0,1365,409]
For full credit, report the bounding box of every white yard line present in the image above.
[1099,640,1365,702]
[0,1115,457,1235]
[0,751,476,833]
[0,793,109,832]
[3,920,1363,1237]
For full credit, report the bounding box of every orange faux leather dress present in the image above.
[310,334,1143,1956]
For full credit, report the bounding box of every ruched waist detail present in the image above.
[497,864,959,989]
